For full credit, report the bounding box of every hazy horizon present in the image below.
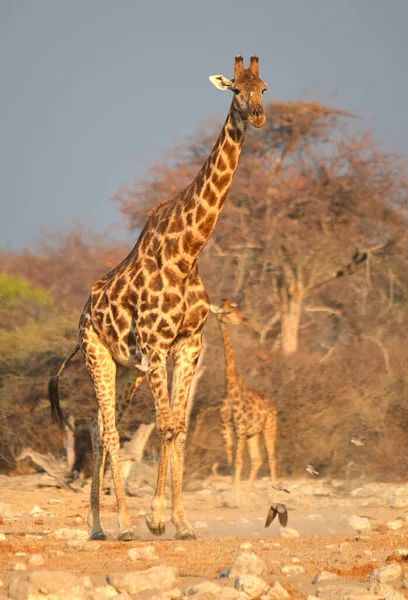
[1,0,407,252]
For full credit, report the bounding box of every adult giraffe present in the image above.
[49,55,267,541]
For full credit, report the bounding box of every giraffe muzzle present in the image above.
[249,107,266,128]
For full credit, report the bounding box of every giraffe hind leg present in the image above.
[83,322,144,541]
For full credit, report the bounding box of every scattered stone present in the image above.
[369,563,402,584]
[174,546,186,553]
[266,581,289,599]
[395,548,408,557]
[92,584,119,598]
[194,521,209,529]
[0,502,12,516]
[279,527,300,538]
[54,528,89,540]
[15,552,27,557]
[370,582,404,599]
[240,542,253,551]
[13,563,27,572]
[220,568,231,578]
[312,582,380,599]
[235,575,269,598]
[29,505,44,516]
[312,571,339,584]
[48,498,64,505]
[187,581,223,597]
[138,510,146,516]
[387,520,404,530]
[280,565,305,575]
[107,566,178,595]
[346,515,371,532]
[0,534,6,541]
[305,513,325,522]
[229,553,267,578]
[151,588,183,600]
[291,557,300,563]
[28,554,45,567]
[236,518,252,528]
[8,570,87,599]
[128,545,159,562]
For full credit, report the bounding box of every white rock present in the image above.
[370,582,405,599]
[236,518,252,528]
[54,528,89,540]
[107,566,178,594]
[279,527,300,538]
[92,584,119,598]
[48,498,64,505]
[369,563,402,583]
[28,554,45,567]
[266,581,289,599]
[174,546,186,553]
[387,520,404,530]
[8,570,87,599]
[240,542,254,551]
[150,588,183,600]
[291,557,300,563]
[15,552,26,557]
[194,521,209,528]
[13,563,27,571]
[229,553,267,578]
[346,515,371,532]
[0,534,6,541]
[305,513,325,522]
[235,575,269,598]
[128,545,159,562]
[312,571,339,584]
[29,505,44,515]
[0,502,12,516]
[395,548,408,556]
[138,510,146,516]
[187,581,223,597]
[280,565,305,575]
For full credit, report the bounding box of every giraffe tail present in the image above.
[48,344,80,431]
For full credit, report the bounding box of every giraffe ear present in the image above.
[209,75,233,91]
[209,304,221,314]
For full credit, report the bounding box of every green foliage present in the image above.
[0,271,53,310]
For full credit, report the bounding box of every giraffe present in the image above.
[48,55,267,542]
[210,300,279,508]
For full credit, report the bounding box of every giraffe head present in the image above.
[210,299,249,326]
[209,55,267,128]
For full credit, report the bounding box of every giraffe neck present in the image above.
[219,320,240,394]
[164,99,248,263]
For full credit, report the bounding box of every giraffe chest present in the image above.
[88,266,209,368]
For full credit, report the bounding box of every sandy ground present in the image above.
[1,472,408,598]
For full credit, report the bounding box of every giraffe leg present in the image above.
[88,411,108,540]
[233,435,246,508]
[245,433,263,505]
[263,411,278,500]
[146,355,177,537]
[83,324,143,541]
[169,334,202,540]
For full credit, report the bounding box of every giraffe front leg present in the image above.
[170,335,202,540]
[146,359,176,537]
[233,436,246,508]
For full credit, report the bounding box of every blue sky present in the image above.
[0,0,407,251]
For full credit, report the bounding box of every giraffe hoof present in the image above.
[175,530,197,541]
[118,528,138,542]
[145,516,165,536]
[90,531,107,541]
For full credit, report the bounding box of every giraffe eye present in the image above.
[232,88,240,95]
[262,88,267,94]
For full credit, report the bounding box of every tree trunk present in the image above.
[279,282,304,356]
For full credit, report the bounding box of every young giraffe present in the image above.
[210,300,278,507]
[49,55,267,542]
